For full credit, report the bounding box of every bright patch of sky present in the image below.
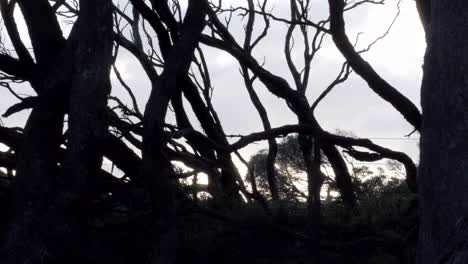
[214,51,237,69]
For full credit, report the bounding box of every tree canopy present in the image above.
[0,0,465,263]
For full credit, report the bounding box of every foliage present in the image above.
[175,180,417,264]
[248,135,308,201]
[0,0,425,262]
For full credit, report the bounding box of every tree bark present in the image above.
[299,135,322,262]
[328,0,422,130]
[58,0,114,259]
[418,1,468,263]
[140,1,207,263]
[62,0,113,203]
[3,1,67,262]
[3,1,113,262]
[129,0,241,204]
[415,0,430,36]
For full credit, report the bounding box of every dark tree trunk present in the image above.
[4,1,113,262]
[58,0,114,259]
[64,0,113,198]
[299,134,322,262]
[129,0,241,204]
[418,1,468,263]
[302,112,356,208]
[321,143,355,208]
[140,1,207,263]
[182,80,242,205]
[241,64,280,201]
[5,101,65,264]
[3,1,66,262]
[171,92,226,200]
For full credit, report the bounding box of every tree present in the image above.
[249,135,309,201]
[417,1,468,263]
[327,0,468,262]
[249,135,409,203]
[139,1,207,262]
[0,0,425,263]
[1,0,114,262]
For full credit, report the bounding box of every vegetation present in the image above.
[0,0,465,263]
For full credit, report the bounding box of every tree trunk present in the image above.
[4,1,113,262]
[4,102,65,264]
[64,0,113,199]
[59,0,114,259]
[140,1,207,263]
[3,1,66,261]
[299,134,322,262]
[418,2,468,263]
[131,0,241,204]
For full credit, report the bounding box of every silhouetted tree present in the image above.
[0,1,425,263]
[417,1,468,263]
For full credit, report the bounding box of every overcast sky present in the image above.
[0,0,425,172]
[184,0,424,164]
